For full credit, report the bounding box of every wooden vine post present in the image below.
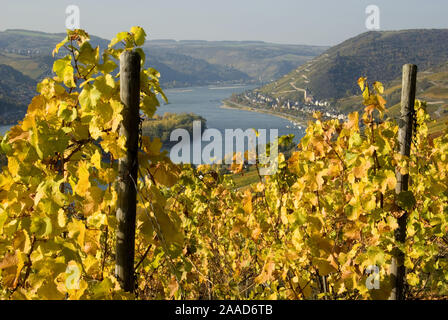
[390,64,417,300]
[115,50,141,292]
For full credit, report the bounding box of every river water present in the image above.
[158,85,303,137]
[0,85,305,161]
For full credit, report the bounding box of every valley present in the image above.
[0,29,327,124]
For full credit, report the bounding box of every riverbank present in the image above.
[220,100,309,127]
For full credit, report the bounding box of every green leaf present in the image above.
[30,216,53,237]
[53,55,75,87]
[92,278,114,299]
[98,56,117,74]
[140,94,159,118]
[349,132,362,148]
[0,133,12,155]
[407,273,420,286]
[397,191,416,211]
[93,74,116,98]
[78,41,98,66]
[344,152,357,164]
[373,170,397,193]
[79,83,102,110]
[57,102,77,122]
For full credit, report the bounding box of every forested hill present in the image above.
[0,29,326,87]
[0,64,36,124]
[255,29,448,103]
[0,29,250,89]
[144,40,328,83]
[0,29,107,81]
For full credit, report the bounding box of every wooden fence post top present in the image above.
[120,50,141,72]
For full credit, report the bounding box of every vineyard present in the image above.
[0,27,447,300]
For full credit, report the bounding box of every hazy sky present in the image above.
[1,0,447,46]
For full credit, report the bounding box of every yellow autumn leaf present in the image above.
[242,189,252,214]
[312,257,337,276]
[37,280,65,300]
[67,219,86,248]
[358,77,367,91]
[91,150,102,169]
[74,161,91,196]
[373,81,384,94]
[255,260,275,284]
[150,161,179,187]
[167,276,179,298]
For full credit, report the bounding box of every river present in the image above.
[0,85,305,160]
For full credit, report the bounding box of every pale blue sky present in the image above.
[1,0,447,45]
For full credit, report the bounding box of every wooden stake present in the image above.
[115,50,140,292]
[390,64,417,300]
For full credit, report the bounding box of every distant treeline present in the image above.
[142,112,206,147]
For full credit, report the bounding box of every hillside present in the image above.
[337,60,448,133]
[0,29,326,88]
[0,30,250,87]
[0,29,107,81]
[0,52,53,80]
[147,50,250,87]
[0,29,326,123]
[145,40,327,82]
[254,29,448,104]
[0,64,36,124]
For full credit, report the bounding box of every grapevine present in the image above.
[0,27,447,300]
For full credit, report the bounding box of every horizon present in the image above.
[1,0,447,46]
[2,26,448,48]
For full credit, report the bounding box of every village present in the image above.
[232,89,347,122]
[0,48,42,56]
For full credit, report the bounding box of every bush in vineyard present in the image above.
[0,27,447,300]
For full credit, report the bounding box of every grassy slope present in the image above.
[229,166,260,189]
[256,29,448,103]
[0,52,50,79]
[338,61,448,134]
